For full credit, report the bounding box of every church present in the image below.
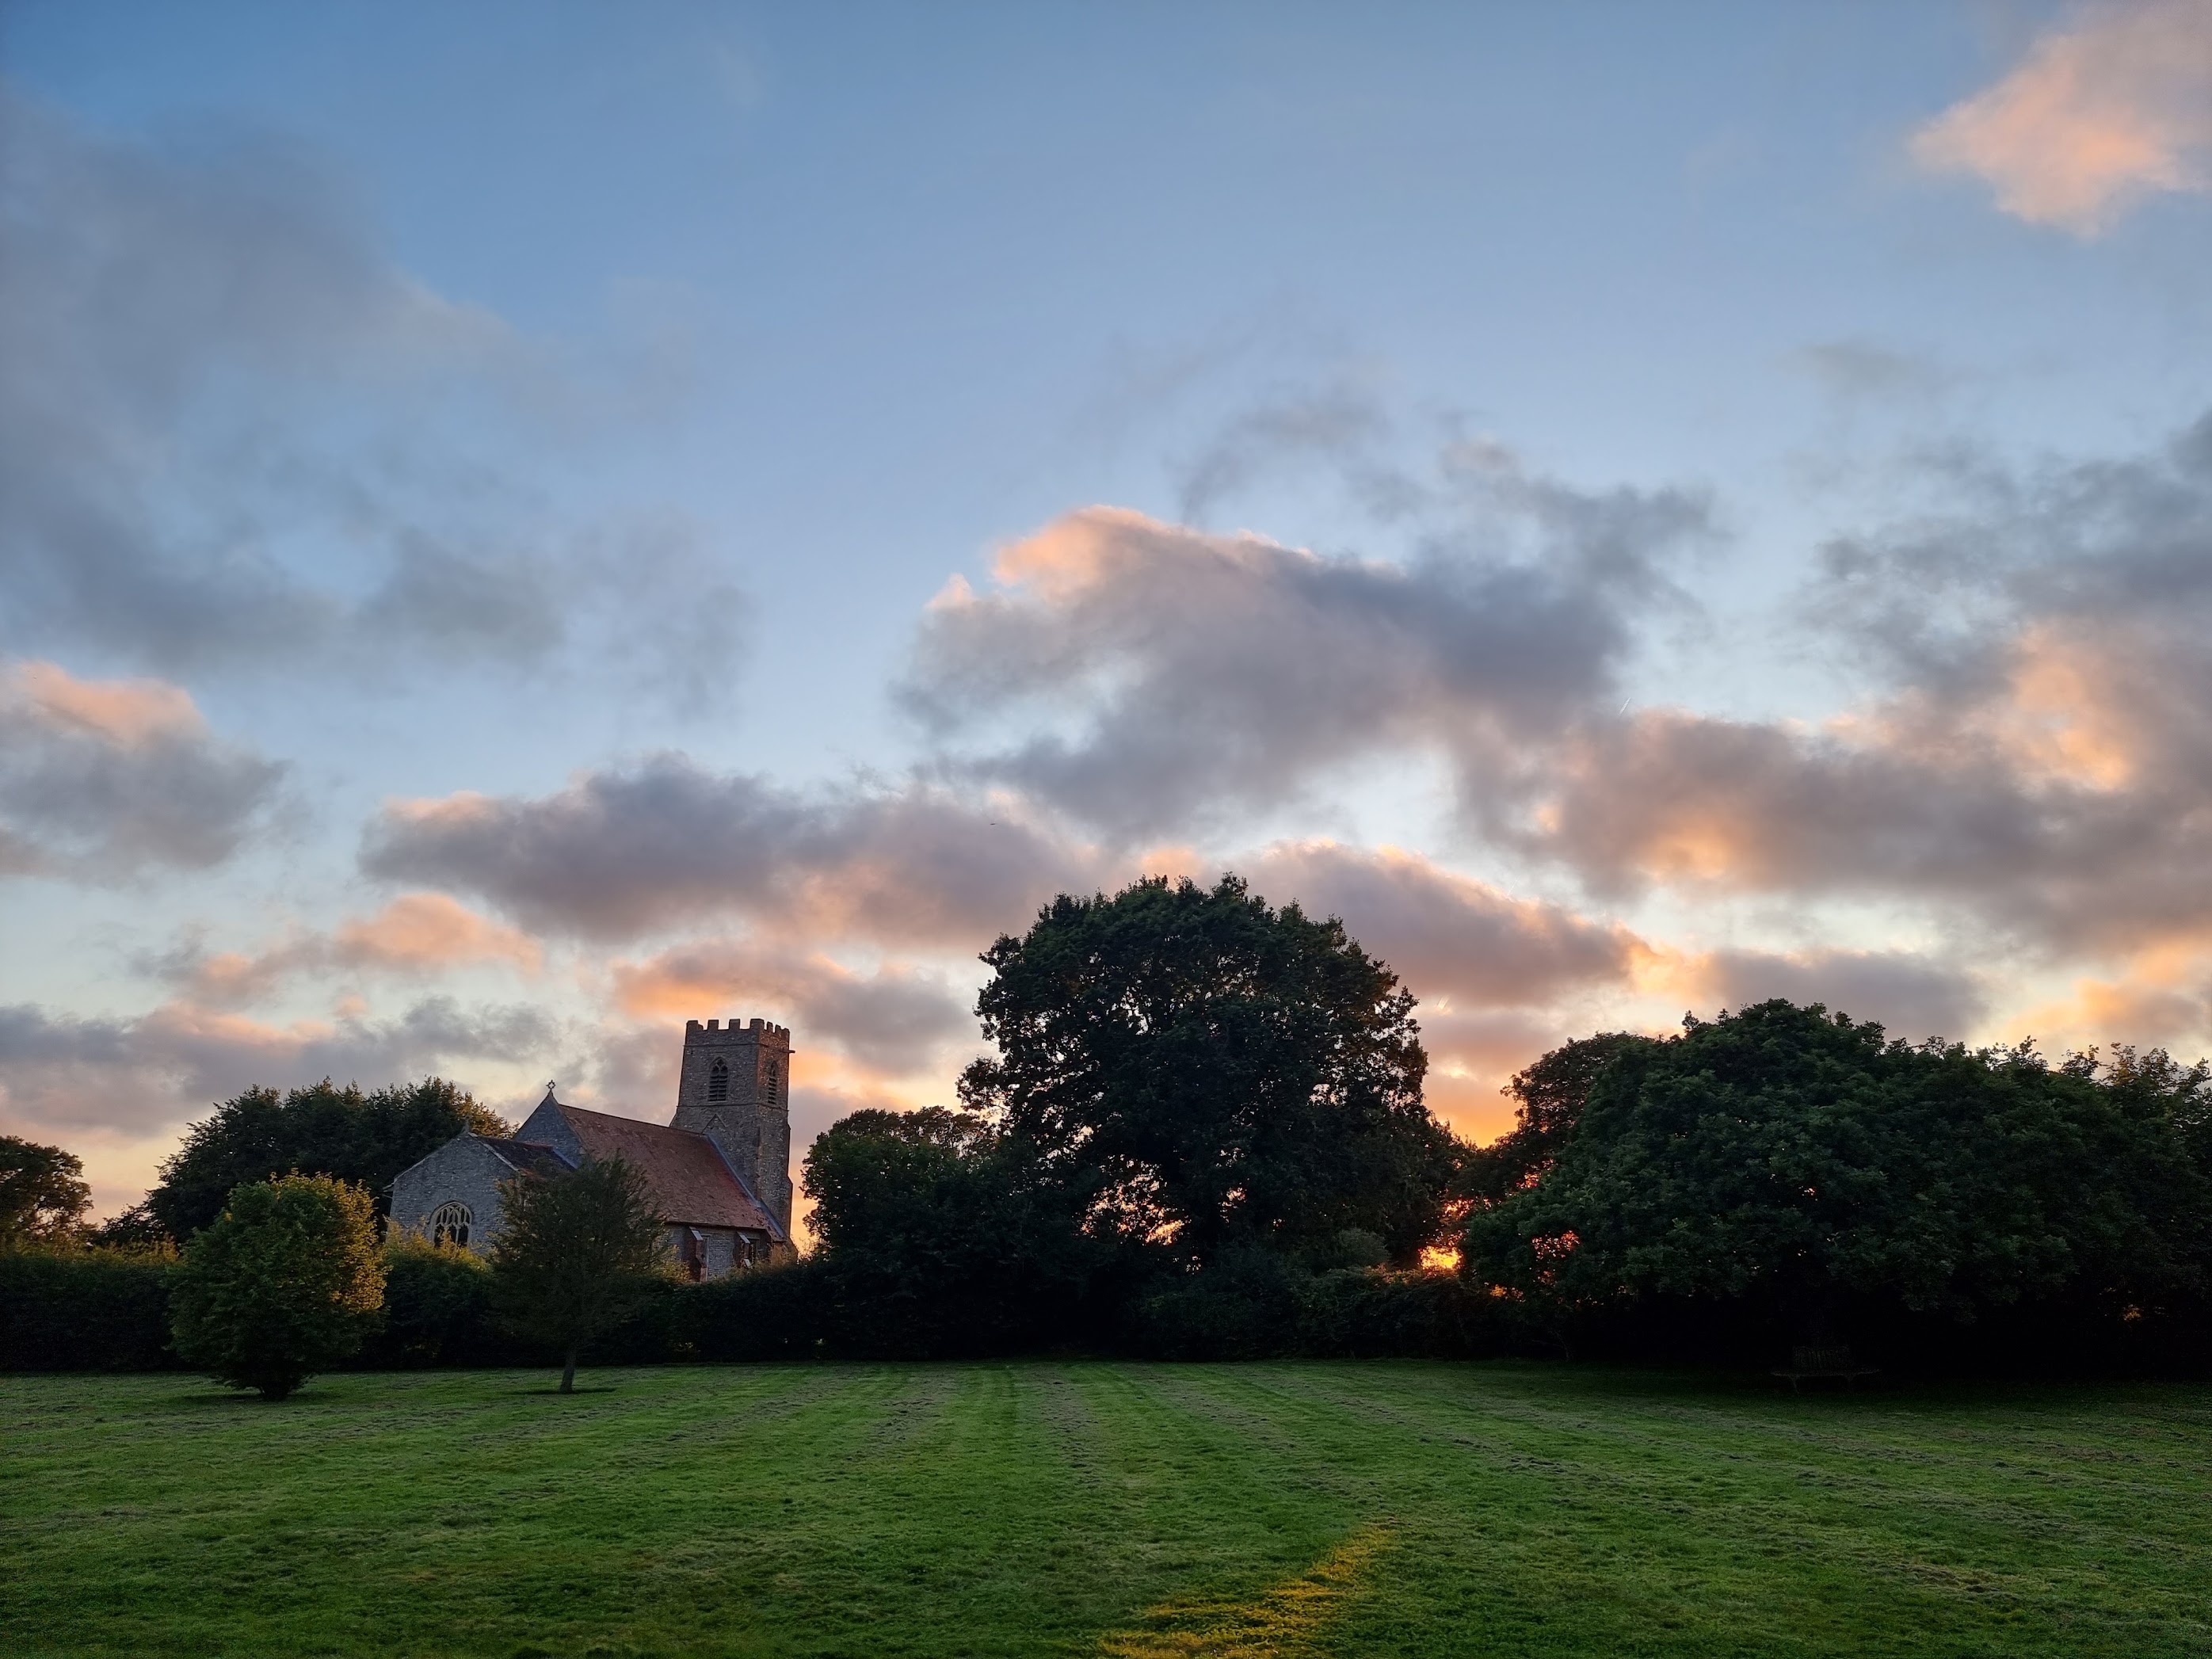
[389,1017,796,1278]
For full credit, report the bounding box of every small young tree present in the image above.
[169,1174,385,1399]
[490,1157,667,1393]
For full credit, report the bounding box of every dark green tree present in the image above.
[0,1136,92,1249]
[805,1106,998,1251]
[960,874,1457,1264]
[489,1157,667,1393]
[1463,1001,2212,1341]
[802,1107,1096,1356]
[149,1077,506,1239]
[169,1173,386,1399]
[1459,1032,1657,1204]
[89,1204,175,1253]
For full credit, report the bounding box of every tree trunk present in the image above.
[560,1345,578,1394]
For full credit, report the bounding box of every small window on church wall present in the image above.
[430,1202,471,1248]
[707,1057,729,1103]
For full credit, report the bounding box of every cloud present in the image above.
[1792,341,1955,402]
[903,468,1710,838]
[1174,379,1393,523]
[335,892,543,974]
[1675,947,1986,1046]
[0,994,557,1138]
[0,89,746,707]
[1518,702,2187,953]
[1240,841,1637,1010]
[1510,410,2212,959]
[0,87,506,668]
[1912,0,2212,235]
[611,944,974,1074]
[362,755,1108,944]
[2006,931,2212,1052]
[0,659,287,879]
[157,893,544,1008]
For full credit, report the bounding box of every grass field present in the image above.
[3,1362,2208,1658]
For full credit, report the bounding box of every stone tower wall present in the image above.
[669,1016,793,1233]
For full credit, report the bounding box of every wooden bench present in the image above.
[1772,1344,1880,1392]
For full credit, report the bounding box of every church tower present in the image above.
[671,1017,793,1234]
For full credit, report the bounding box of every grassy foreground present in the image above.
[2,1362,2208,1658]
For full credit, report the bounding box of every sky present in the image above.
[4,0,2211,1236]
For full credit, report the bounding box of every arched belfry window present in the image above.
[707,1056,730,1103]
[430,1202,471,1248]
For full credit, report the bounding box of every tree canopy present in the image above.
[0,1136,92,1249]
[1458,1033,1657,1205]
[1463,1001,2212,1337]
[148,1077,506,1240]
[959,874,1457,1264]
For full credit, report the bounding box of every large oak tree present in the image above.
[959,874,1457,1264]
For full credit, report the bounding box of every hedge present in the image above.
[2,1247,1535,1371]
[0,1249,180,1371]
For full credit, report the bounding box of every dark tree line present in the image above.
[799,879,2212,1369]
[113,1077,506,1245]
[1459,1003,2212,1363]
[12,871,2210,1375]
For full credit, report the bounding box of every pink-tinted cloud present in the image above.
[903,482,1707,838]
[1913,0,2212,235]
[333,893,543,974]
[1240,840,1637,1009]
[610,942,973,1074]
[10,660,204,746]
[0,659,286,879]
[159,893,543,1008]
[1654,945,1985,1047]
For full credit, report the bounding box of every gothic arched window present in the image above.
[707,1057,730,1103]
[429,1201,471,1248]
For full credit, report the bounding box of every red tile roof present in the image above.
[553,1103,778,1234]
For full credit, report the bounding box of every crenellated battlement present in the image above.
[685,1016,791,1039]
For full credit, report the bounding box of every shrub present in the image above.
[367,1236,500,1367]
[0,1247,177,1371]
[660,1260,829,1362]
[1128,1245,1303,1360]
[1293,1268,1508,1359]
[170,1174,386,1399]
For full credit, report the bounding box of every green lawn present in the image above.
[2,1363,2207,1658]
